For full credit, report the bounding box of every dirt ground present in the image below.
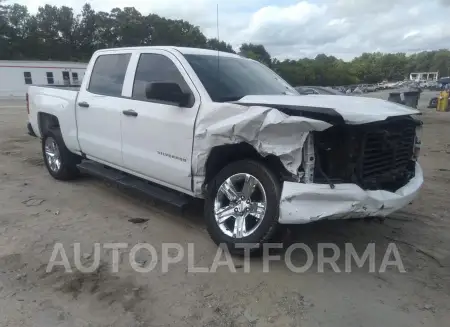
[0,92,449,327]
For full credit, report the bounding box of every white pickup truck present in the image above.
[27,46,423,253]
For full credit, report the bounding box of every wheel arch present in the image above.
[203,142,293,190]
[38,112,60,137]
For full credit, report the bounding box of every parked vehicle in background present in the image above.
[426,81,440,90]
[27,46,424,254]
[295,86,345,95]
[358,84,368,92]
[365,84,378,92]
[352,86,363,94]
[386,82,398,89]
[377,82,386,89]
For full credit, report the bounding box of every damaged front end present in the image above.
[309,116,421,191]
[282,116,424,223]
[192,97,423,224]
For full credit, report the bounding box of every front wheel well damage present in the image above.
[203,143,293,189]
[38,112,60,136]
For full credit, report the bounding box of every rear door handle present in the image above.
[78,102,89,108]
[122,109,138,117]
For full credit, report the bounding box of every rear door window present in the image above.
[88,54,131,97]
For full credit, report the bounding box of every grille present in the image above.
[358,120,416,190]
[314,117,419,191]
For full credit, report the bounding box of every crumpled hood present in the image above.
[236,94,420,124]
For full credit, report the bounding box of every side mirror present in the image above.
[145,82,190,107]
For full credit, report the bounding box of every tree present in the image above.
[73,4,98,60]
[147,15,207,47]
[0,0,6,28]
[431,49,450,77]
[239,43,271,66]
[0,0,10,58]
[206,38,235,53]
[2,4,30,59]
[1,2,449,86]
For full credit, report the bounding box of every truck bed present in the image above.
[27,85,79,147]
[37,85,81,92]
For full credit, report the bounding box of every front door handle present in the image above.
[78,101,89,108]
[122,109,138,117]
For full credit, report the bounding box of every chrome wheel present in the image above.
[214,173,267,238]
[44,136,61,173]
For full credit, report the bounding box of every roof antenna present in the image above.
[216,3,220,84]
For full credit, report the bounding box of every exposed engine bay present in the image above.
[301,116,422,192]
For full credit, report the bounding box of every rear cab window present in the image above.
[88,54,131,97]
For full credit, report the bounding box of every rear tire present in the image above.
[42,129,81,180]
[204,159,282,255]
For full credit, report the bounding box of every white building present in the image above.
[0,60,87,98]
[409,72,439,81]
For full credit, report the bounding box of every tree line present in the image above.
[1,2,449,86]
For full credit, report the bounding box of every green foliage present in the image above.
[206,38,235,53]
[270,50,450,86]
[239,43,272,66]
[0,0,9,51]
[0,2,449,86]
[0,2,234,61]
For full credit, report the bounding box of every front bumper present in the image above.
[279,162,423,224]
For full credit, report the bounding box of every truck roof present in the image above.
[95,46,241,58]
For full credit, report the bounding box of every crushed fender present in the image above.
[191,104,331,195]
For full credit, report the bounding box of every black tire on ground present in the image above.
[42,128,81,180]
[204,159,282,255]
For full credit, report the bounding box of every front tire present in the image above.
[204,160,282,255]
[42,129,80,180]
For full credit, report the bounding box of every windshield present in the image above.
[183,54,298,102]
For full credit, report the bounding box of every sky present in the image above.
[12,0,450,60]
